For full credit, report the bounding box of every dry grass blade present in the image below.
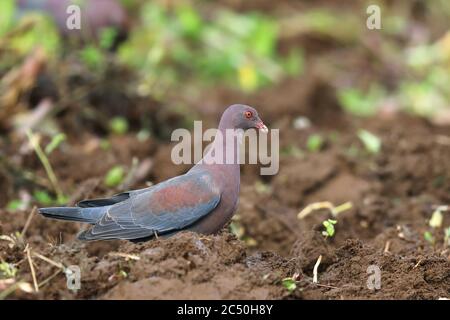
[25,129,64,202]
[109,252,140,261]
[298,201,353,219]
[24,246,39,292]
[32,252,65,270]
[21,206,37,239]
[38,269,63,288]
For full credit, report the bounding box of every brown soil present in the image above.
[1,75,450,299]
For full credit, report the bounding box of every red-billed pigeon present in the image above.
[38,104,268,241]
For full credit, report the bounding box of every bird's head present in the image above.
[221,104,268,133]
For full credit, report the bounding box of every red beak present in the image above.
[256,121,268,133]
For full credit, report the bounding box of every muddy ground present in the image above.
[1,0,450,300]
[1,73,450,299]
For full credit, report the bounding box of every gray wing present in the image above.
[78,171,221,240]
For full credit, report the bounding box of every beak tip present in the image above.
[260,124,268,133]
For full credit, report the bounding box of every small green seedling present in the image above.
[429,207,444,228]
[45,133,66,155]
[26,130,66,203]
[307,134,324,152]
[100,139,111,150]
[358,129,381,154]
[33,190,54,206]
[254,181,272,195]
[7,199,24,211]
[322,219,337,238]
[104,166,125,187]
[99,27,118,50]
[281,277,297,292]
[0,260,17,278]
[229,221,245,239]
[424,231,435,244]
[444,227,450,246]
[109,117,129,135]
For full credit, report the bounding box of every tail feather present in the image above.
[38,206,106,224]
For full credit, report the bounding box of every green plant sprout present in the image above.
[357,130,381,154]
[322,219,337,238]
[307,134,324,152]
[0,260,17,279]
[281,277,297,292]
[444,227,450,246]
[26,130,66,204]
[424,231,435,244]
[45,133,66,155]
[104,166,125,187]
[6,199,24,211]
[429,207,445,228]
[338,85,384,117]
[109,117,129,135]
[33,190,53,206]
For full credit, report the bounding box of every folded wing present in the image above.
[78,171,221,240]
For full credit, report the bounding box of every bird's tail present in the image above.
[38,206,106,224]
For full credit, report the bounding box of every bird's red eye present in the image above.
[244,111,253,119]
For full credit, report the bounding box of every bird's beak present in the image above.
[256,121,268,133]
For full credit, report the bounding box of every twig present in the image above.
[21,206,37,239]
[314,283,339,289]
[313,255,322,284]
[32,252,65,270]
[25,129,64,203]
[24,245,39,292]
[413,259,423,269]
[383,241,391,253]
[109,252,140,261]
[38,269,63,288]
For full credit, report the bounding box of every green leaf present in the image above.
[282,278,297,292]
[357,130,381,154]
[424,231,435,244]
[322,219,337,237]
[104,166,125,187]
[307,134,324,152]
[80,45,104,69]
[338,86,383,117]
[45,133,66,155]
[99,27,118,50]
[176,4,203,38]
[229,221,245,239]
[109,117,129,135]
[33,190,54,206]
[7,199,23,211]
[0,0,15,36]
[444,227,450,245]
[283,48,304,76]
[0,261,17,278]
[429,208,444,228]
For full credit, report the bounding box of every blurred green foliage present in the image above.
[0,0,15,36]
[109,117,129,135]
[358,130,381,155]
[118,2,302,95]
[338,85,385,117]
[104,166,125,187]
[306,134,324,152]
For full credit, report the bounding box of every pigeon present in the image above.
[38,104,268,241]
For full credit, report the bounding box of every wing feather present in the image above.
[78,171,220,240]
